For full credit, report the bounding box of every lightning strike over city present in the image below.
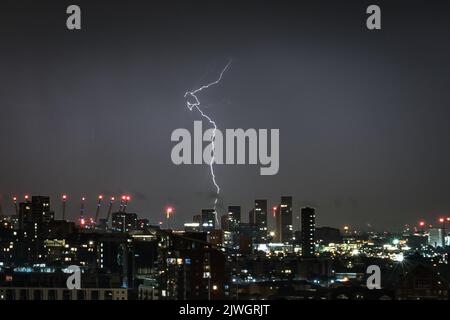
[1,0,450,308]
[184,61,232,216]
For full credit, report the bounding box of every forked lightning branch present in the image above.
[172,62,280,217]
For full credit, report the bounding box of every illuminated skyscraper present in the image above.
[31,196,54,223]
[228,206,241,223]
[254,199,268,242]
[221,206,241,232]
[280,196,293,243]
[111,212,138,233]
[18,196,54,233]
[275,204,281,242]
[201,209,216,232]
[18,201,31,231]
[301,207,316,257]
[428,228,445,248]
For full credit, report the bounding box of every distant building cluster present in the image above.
[0,194,450,300]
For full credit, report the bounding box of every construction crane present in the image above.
[122,195,131,213]
[94,195,103,223]
[62,194,68,220]
[80,197,86,225]
[105,196,115,226]
[118,195,126,212]
[12,196,19,216]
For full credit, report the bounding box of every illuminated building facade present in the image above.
[254,200,268,243]
[301,207,316,257]
[280,196,293,243]
[201,209,216,232]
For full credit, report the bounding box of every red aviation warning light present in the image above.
[121,195,131,213]
[12,196,19,216]
[166,207,173,219]
[119,195,127,212]
[272,206,277,217]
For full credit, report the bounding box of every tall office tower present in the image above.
[274,204,281,242]
[18,200,32,231]
[201,209,216,232]
[31,196,54,223]
[17,196,55,264]
[301,207,316,257]
[254,199,268,242]
[19,196,54,232]
[111,212,138,233]
[280,196,293,243]
[227,206,241,232]
[228,206,241,222]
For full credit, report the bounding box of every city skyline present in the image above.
[2,190,450,301]
[1,1,450,231]
[1,192,448,233]
[1,0,450,305]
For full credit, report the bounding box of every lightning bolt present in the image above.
[184,61,231,219]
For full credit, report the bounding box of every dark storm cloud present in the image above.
[0,0,449,230]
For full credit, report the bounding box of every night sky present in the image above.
[1,0,449,230]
